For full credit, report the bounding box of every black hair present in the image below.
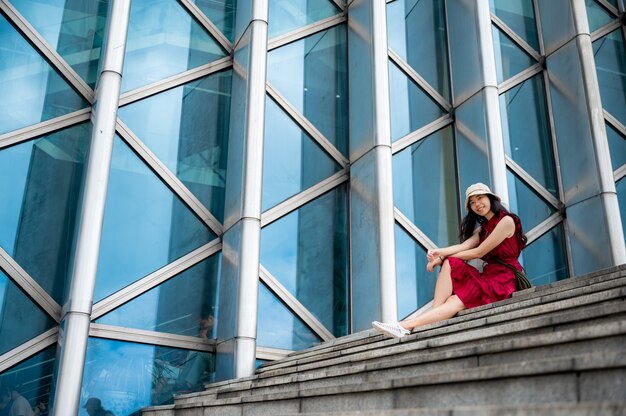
[459,194,527,248]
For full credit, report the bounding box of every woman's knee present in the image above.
[445,295,466,311]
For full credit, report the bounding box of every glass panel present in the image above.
[456,92,491,204]
[593,29,626,127]
[257,282,321,350]
[490,0,539,51]
[262,97,341,212]
[492,26,536,84]
[260,186,348,337]
[392,126,459,247]
[395,224,434,319]
[389,61,446,142]
[519,224,568,286]
[507,170,556,231]
[81,338,215,413]
[0,14,89,135]
[536,0,576,55]
[96,253,221,338]
[0,346,56,414]
[268,0,341,38]
[617,177,626,241]
[95,136,216,302]
[585,0,615,33]
[500,75,558,196]
[447,0,482,104]
[0,271,55,355]
[122,0,227,92]
[607,123,626,171]
[118,70,231,222]
[191,0,236,42]
[387,0,450,100]
[10,0,109,88]
[267,24,348,155]
[0,123,91,303]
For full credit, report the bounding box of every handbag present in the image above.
[494,259,533,291]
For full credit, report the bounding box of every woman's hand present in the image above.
[426,256,442,272]
[427,249,441,262]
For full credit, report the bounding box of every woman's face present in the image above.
[468,194,491,217]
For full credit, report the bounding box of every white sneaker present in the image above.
[371,321,410,339]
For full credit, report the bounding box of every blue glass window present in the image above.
[393,126,459,247]
[447,0,482,103]
[617,177,626,241]
[262,97,341,211]
[268,0,341,38]
[585,0,616,33]
[257,282,321,350]
[507,170,556,231]
[395,224,434,319]
[520,224,568,286]
[266,24,348,155]
[94,136,216,302]
[387,0,450,100]
[119,71,231,222]
[191,0,236,42]
[10,0,109,88]
[0,123,91,303]
[122,0,227,92]
[607,123,626,171]
[0,14,88,135]
[492,26,536,84]
[593,29,626,126]
[490,0,539,51]
[260,186,348,337]
[81,338,215,413]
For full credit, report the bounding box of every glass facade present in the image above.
[1,0,625,414]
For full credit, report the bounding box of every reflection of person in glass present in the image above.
[1,384,33,416]
[373,183,527,338]
[83,397,114,416]
[174,315,215,393]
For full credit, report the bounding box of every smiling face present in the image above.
[468,194,492,217]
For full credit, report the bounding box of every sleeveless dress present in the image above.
[448,211,524,309]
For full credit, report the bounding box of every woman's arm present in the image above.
[428,231,481,260]
[450,216,515,261]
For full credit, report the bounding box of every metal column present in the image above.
[348,0,398,331]
[216,0,268,380]
[50,1,130,414]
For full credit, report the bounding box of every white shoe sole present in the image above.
[371,321,407,339]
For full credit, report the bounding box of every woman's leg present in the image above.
[399,295,465,331]
[432,259,453,307]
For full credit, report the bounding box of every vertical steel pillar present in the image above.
[216,0,268,380]
[50,1,130,415]
[348,0,398,331]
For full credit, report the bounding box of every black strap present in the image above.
[493,259,533,291]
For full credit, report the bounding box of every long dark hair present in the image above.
[459,194,527,248]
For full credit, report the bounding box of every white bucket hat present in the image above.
[464,182,500,211]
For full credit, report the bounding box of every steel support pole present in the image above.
[50,1,130,414]
[570,0,626,265]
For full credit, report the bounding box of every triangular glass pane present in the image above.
[389,61,446,142]
[122,0,227,92]
[519,224,568,286]
[0,14,89,135]
[260,186,348,337]
[500,74,558,197]
[267,24,348,155]
[0,346,56,408]
[0,270,56,356]
[492,25,536,83]
[94,136,216,302]
[10,0,109,88]
[0,123,91,304]
[607,123,626,171]
[191,0,236,42]
[257,282,322,351]
[585,0,615,33]
[392,126,459,247]
[507,169,556,231]
[395,224,435,319]
[119,71,231,222]
[96,253,221,338]
[616,177,626,241]
[268,0,341,38]
[593,29,626,127]
[262,97,342,212]
[387,0,451,101]
[490,0,540,52]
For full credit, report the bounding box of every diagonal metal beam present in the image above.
[268,14,347,50]
[505,155,563,210]
[178,0,233,53]
[391,114,453,155]
[525,211,564,244]
[498,62,543,94]
[490,12,541,62]
[394,207,437,250]
[0,327,58,373]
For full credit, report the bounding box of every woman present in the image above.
[372,183,527,338]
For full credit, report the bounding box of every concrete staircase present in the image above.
[143,265,626,416]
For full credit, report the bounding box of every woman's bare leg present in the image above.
[399,295,465,331]
[432,259,453,307]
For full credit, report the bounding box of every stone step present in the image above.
[279,402,626,416]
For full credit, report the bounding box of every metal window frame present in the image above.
[178,0,233,53]
[498,63,544,94]
[268,14,347,51]
[505,156,563,211]
[259,265,334,341]
[525,212,565,244]
[490,13,541,62]
[590,20,622,41]
[0,328,58,373]
[595,0,620,17]
[393,208,437,251]
[391,115,454,156]
[256,346,291,361]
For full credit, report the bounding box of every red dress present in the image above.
[448,211,524,309]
